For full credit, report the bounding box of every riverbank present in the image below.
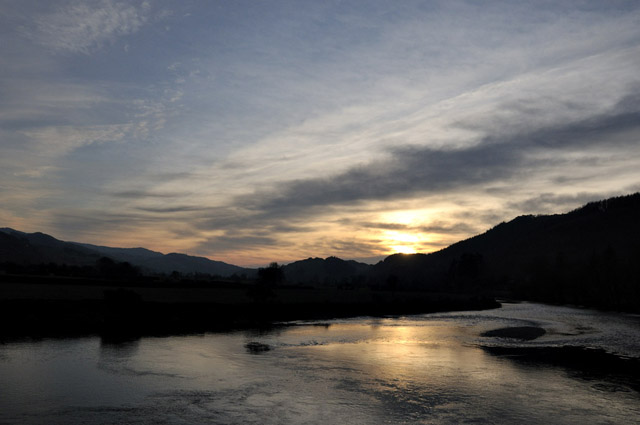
[0,275,499,338]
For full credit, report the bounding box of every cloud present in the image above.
[507,192,620,215]
[48,209,167,242]
[3,1,640,265]
[179,84,640,263]
[136,206,207,214]
[360,222,411,231]
[110,190,187,199]
[241,89,640,218]
[296,236,388,260]
[197,234,279,253]
[360,221,478,235]
[21,123,135,155]
[0,80,109,128]
[30,0,150,54]
[417,222,480,235]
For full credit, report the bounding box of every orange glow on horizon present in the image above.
[390,245,417,254]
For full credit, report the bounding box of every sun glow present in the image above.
[382,210,425,225]
[385,231,421,254]
[390,244,417,254]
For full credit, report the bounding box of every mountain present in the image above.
[0,228,103,266]
[0,228,251,277]
[137,252,248,277]
[3,192,639,309]
[0,230,43,264]
[283,256,370,285]
[75,243,164,264]
[372,193,640,310]
[77,242,251,277]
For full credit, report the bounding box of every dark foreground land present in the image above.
[0,274,499,339]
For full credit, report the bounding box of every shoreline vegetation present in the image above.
[0,273,500,339]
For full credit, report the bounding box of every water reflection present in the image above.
[483,345,640,392]
[1,303,639,424]
[99,336,140,358]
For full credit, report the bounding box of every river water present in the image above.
[1,302,639,424]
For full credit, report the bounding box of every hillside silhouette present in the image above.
[0,228,102,266]
[371,193,640,310]
[283,256,370,286]
[2,192,640,313]
[0,228,251,278]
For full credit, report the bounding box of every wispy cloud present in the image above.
[2,1,640,265]
[240,90,640,217]
[109,190,187,199]
[21,123,134,155]
[176,83,640,263]
[29,0,150,54]
[135,205,207,214]
[361,221,479,235]
[507,192,621,215]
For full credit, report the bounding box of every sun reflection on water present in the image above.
[4,304,640,424]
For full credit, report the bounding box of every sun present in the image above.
[385,231,420,254]
[375,208,438,255]
[390,244,417,254]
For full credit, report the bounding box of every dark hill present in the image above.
[76,243,163,264]
[140,252,248,276]
[75,242,252,277]
[283,256,370,285]
[373,193,640,311]
[0,228,252,278]
[0,231,40,264]
[0,228,103,266]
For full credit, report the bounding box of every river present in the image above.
[1,302,639,424]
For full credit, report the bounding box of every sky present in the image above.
[1,0,639,266]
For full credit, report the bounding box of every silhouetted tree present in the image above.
[258,262,284,286]
[248,262,283,303]
[96,257,139,280]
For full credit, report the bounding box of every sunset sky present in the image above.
[1,1,639,266]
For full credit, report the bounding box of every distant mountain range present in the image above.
[0,228,251,277]
[2,192,640,310]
